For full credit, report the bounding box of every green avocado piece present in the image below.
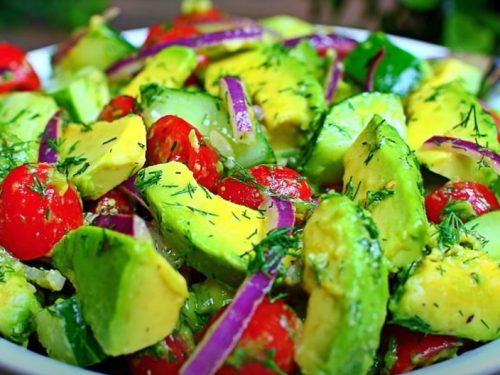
[287,39,325,83]
[35,297,106,367]
[122,46,198,97]
[344,32,425,96]
[296,193,389,375]
[302,92,407,186]
[0,92,58,180]
[51,226,188,356]
[0,248,41,345]
[48,66,110,124]
[465,211,500,260]
[140,84,275,168]
[428,58,482,95]
[204,45,326,163]
[343,116,428,269]
[407,81,500,187]
[54,15,135,72]
[136,162,266,286]
[259,15,315,39]
[390,248,500,341]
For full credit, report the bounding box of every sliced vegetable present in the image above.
[425,181,499,224]
[180,228,297,375]
[324,56,343,103]
[365,48,386,92]
[98,95,140,122]
[90,189,135,216]
[282,33,357,58]
[118,175,153,214]
[38,110,63,164]
[423,136,500,175]
[259,196,296,232]
[23,265,66,292]
[0,42,41,93]
[219,76,255,144]
[92,214,150,240]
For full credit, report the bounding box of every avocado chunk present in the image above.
[302,92,407,186]
[54,15,135,72]
[47,67,110,124]
[0,248,41,345]
[122,46,198,97]
[0,92,58,180]
[343,116,428,269]
[390,248,500,341]
[140,84,275,168]
[344,32,425,96]
[465,211,500,260]
[259,15,315,39]
[406,81,500,186]
[204,45,325,161]
[428,58,482,95]
[137,162,266,286]
[51,226,188,356]
[59,114,146,199]
[296,193,389,375]
[35,297,106,367]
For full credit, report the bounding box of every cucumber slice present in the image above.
[140,84,275,168]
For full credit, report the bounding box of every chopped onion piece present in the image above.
[283,33,357,57]
[423,136,500,175]
[38,110,63,164]
[92,214,151,241]
[365,48,386,92]
[324,56,343,103]
[118,175,154,215]
[219,76,255,144]
[260,196,296,232]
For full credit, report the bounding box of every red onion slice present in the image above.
[324,56,343,104]
[219,76,255,144]
[260,196,296,232]
[364,48,386,92]
[92,214,150,240]
[118,175,154,215]
[38,110,63,164]
[423,136,500,175]
[106,26,263,81]
[283,33,357,58]
[180,228,296,375]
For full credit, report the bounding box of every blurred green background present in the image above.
[0,0,498,54]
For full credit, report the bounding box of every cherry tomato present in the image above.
[147,115,222,192]
[202,298,300,375]
[129,333,191,375]
[173,9,224,28]
[143,23,199,49]
[98,95,140,122]
[0,164,83,260]
[425,181,499,224]
[89,189,134,215]
[383,325,462,374]
[217,165,313,210]
[0,43,41,93]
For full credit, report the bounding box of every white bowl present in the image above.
[0,27,495,375]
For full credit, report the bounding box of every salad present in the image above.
[1,1,500,374]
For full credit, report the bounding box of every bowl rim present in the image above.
[1,26,492,375]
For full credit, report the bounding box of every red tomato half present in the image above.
[173,9,224,28]
[98,95,140,122]
[143,23,199,49]
[383,325,462,374]
[200,298,300,375]
[0,43,41,93]
[89,189,134,215]
[147,115,222,192]
[129,333,191,375]
[0,164,83,260]
[217,165,313,210]
[425,181,499,224]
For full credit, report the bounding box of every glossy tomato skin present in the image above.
[201,298,300,375]
[383,325,462,374]
[0,164,83,260]
[89,189,134,215]
[129,333,190,375]
[98,95,140,122]
[173,9,224,28]
[0,43,41,93]
[143,23,199,49]
[147,115,222,192]
[217,165,313,210]
[425,181,499,224]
